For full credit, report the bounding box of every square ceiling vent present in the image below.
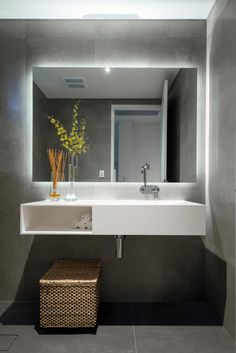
[63,78,85,88]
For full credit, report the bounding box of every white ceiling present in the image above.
[0,0,216,19]
[33,67,180,99]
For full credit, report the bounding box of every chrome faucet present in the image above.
[141,162,150,188]
[140,162,160,199]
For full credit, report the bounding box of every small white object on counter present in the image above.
[71,219,79,229]
[81,212,92,223]
[71,212,92,230]
[77,219,92,230]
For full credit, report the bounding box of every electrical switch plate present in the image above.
[99,170,105,178]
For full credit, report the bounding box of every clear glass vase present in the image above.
[50,172,60,201]
[65,154,79,201]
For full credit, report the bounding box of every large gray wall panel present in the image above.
[0,20,206,302]
[0,21,31,300]
[207,0,236,340]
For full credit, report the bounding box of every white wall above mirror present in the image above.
[33,67,197,183]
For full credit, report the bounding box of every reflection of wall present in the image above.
[206,0,235,340]
[167,68,197,182]
[34,98,160,182]
[118,120,161,182]
[0,20,206,304]
[33,83,50,181]
[47,99,111,182]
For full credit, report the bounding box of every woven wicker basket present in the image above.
[39,259,101,328]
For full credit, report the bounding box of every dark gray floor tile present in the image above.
[0,334,17,351]
[135,326,235,353]
[8,326,135,353]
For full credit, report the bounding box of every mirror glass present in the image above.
[33,67,197,183]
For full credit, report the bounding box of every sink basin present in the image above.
[93,199,205,236]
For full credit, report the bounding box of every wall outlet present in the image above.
[99,170,105,178]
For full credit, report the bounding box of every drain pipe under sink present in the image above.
[114,235,125,258]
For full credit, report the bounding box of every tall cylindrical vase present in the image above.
[65,154,79,201]
[50,172,60,201]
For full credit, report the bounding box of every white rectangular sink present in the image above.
[93,200,205,236]
[20,199,206,236]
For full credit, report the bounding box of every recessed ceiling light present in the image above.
[105,67,111,73]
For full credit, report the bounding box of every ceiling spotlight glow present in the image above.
[105,67,111,73]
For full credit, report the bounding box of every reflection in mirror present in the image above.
[112,105,163,182]
[33,67,197,183]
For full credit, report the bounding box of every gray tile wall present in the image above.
[206,0,236,340]
[0,20,206,302]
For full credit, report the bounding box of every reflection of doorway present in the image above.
[111,80,168,182]
[111,105,161,182]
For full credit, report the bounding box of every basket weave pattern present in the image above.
[40,260,101,328]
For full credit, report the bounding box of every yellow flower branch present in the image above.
[48,103,89,155]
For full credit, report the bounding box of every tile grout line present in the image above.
[133,325,138,353]
[132,304,138,353]
[0,334,17,351]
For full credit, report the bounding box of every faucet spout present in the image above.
[141,162,150,188]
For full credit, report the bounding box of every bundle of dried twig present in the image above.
[47,149,67,195]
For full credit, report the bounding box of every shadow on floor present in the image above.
[35,326,98,335]
[100,302,222,326]
[0,302,221,329]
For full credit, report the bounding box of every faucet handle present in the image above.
[140,184,160,198]
[151,185,160,192]
[152,185,160,199]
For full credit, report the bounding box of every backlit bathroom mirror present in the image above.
[33,67,197,183]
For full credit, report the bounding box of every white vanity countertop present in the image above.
[20,199,206,236]
[22,199,204,207]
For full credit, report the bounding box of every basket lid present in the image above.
[40,259,101,286]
